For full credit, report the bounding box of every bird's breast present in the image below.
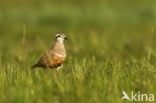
[54,52,66,58]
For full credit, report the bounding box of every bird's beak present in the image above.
[64,37,68,40]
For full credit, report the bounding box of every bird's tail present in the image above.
[31,63,45,69]
[31,63,39,69]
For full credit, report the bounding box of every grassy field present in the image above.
[0,0,156,103]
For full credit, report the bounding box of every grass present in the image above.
[0,0,156,103]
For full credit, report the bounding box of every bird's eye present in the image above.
[58,35,61,37]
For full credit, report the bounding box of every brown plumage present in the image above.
[32,33,67,69]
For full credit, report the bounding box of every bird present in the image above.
[32,33,67,69]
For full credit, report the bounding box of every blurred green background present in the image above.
[0,0,156,103]
[0,0,156,60]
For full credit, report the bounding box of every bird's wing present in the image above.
[36,51,51,66]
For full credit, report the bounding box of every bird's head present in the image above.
[55,33,67,43]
